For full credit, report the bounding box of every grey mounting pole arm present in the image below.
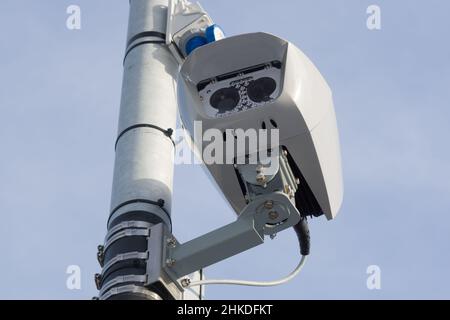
[165,192,301,280]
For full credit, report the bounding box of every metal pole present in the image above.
[97,0,179,300]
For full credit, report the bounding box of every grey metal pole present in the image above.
[97,0,180,300]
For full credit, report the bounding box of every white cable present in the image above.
[184,255,307,288]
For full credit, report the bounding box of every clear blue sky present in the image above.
[1,0,449,299]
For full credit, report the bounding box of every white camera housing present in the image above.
[178,32,343,220]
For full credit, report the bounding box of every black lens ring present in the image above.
[247,77,277,103]
[210,87,241,112]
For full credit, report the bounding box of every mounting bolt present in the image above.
[269,211,279,220]
[166,259,176,267]
[94,273,102,290]
[264,200,274,210]
[181,278,191,288]
[167,237,176,248]
[284,185,295,198]
[97,245,105,267]
[256,174,267,185]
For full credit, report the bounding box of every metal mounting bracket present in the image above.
[163,191,301,280]
[166,0,213,63]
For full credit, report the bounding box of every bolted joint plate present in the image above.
[241,191,301,236]
[163,191,301,280]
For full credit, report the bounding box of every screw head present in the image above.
[181,278,191,288]
[269,211,279,220]
[167,237,176,248]
[284,185,295,198]
[94,274,102,290]
[166,259,176,267]
[264,201,274,210]
[256,174,266,184]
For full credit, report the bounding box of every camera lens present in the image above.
[247,77,277,103]
[210,87,240,112]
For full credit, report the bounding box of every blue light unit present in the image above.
[185,36,208,55]
[205,24,225,43]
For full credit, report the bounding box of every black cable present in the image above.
[294,217,311,256]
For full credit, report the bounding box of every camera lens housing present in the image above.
[210,87,241,112]
[247,77,277,103]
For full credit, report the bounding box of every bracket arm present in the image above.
[166,216,264,279]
